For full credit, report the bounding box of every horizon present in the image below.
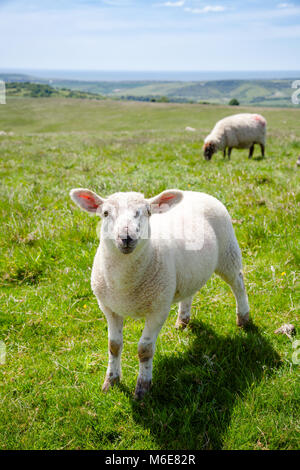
[1,68,300,82]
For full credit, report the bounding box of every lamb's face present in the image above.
[101,193,151,254]
[70,188,183,255]
[203,142,216,160]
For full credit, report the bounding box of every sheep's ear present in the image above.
[148,189,183,214]
[70,188,105,214]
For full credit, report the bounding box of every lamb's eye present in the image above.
[134,210,140,218]
[103,210,109,217]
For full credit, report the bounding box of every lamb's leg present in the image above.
[216,244,250,327]
[101,307,124,392]
[230,271,250,326]
[175,296,193,329]
[248,144,254,159]
[228,147,232,160]
[135,313,168,400]
[260,143,265,158]
[223,148,227,159]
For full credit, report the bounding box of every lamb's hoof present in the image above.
[134,378,152,400]
[102,375,120,393]
[175,318,189,330]
[236,312,250,328]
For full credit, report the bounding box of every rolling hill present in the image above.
[0,72,297,107]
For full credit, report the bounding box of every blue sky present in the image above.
[0,0,300,71]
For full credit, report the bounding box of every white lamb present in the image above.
[70,188,250,399]
[203,113,267,160]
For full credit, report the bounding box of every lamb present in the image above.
[70,188,250,399]
[203,113,267,160]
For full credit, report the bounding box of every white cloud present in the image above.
[277,2,294,7]
[184,5,225,14]
[102,0,134,5]
[158,1,185,7]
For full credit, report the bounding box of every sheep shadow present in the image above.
[127,319,281,450]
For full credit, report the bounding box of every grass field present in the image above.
[0,97,299,450]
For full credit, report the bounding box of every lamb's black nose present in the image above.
[120,235,134,247]
[118,234,137,254]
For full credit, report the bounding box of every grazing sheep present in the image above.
[70,188,250,399]
[203,113,267,160]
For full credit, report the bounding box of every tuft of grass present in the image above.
[0,98,299,450]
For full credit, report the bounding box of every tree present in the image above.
[229,98,240,106]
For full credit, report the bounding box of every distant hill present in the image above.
[5,81,105,100]
[0,73,296,107]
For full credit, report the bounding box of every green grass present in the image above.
[0,97,299,450]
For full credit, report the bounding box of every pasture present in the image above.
[0,97,299,450]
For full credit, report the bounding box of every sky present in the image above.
[0,0,300,71]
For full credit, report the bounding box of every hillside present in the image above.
[5,81,105,100]
[0,73,297,107]
[0,97,299,450]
